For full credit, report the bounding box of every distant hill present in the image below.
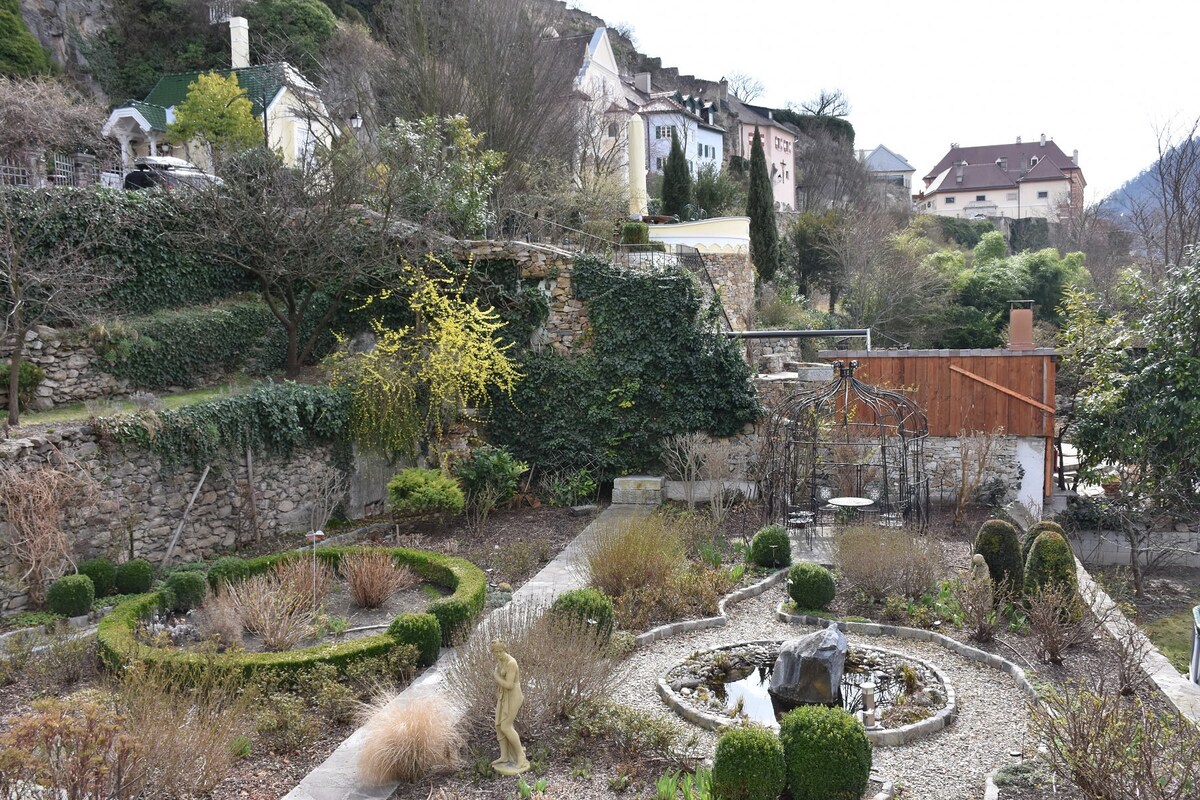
[1104,136,1200,219]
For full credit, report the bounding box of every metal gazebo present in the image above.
[762,360,929,531]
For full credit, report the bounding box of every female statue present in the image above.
[490,639,529,775]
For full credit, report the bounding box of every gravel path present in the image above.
[612,587,1031,800]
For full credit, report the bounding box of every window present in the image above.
[1037,191,1049,199]
[607,122,619,138]
[655,125,678,140]
[975,195,986,202]
[774,136,781,148]
[1006,192,1018,201]
[1030,156,1039,167]
[945,197,956,205]
[697,142,703,156]
[655,157,665,171]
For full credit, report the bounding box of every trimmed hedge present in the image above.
[163,571,207,612]
[386,468,465,517]
[1022,520,1066,564]
[207,556,249,589]
[973,519,1024,595]
[47,574,95,617]
[388,613,441,667]
[1024,531,1078,597]
[97,546,486,678]
[550,587,614,637]
[78,558,117,597]
[749,525,792,568]
[779,705,871,800]
[712,726,786,800]
[115,559,154,594]
[787,563,836,610]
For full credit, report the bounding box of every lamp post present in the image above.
[305,529,325,615]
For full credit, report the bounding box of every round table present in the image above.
[827,496,875,509]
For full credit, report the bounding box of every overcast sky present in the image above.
[571,0,1200,200]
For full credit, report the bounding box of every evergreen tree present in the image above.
[0,0,51,77]
[167,72,263,164]
[746,126,779,280]
[660,129,692,218]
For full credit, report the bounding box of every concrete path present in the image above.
[282,503,650,800]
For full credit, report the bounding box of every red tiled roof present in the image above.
[923,140,1078,182]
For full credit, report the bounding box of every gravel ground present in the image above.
[611,586,1032,800]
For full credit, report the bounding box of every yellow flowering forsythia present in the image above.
[331,261,522,455]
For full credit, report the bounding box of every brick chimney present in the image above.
[1008,301,1035,350]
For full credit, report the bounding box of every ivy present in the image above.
[94,382,350,470]
[92,299,279,389]
[489,255,759,477]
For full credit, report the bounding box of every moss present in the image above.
[973,519,1023,595]
[1021,520,1066,564]
[1023,531,1077,597]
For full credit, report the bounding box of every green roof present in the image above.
[126,100,169,131]
[141,64,287,126]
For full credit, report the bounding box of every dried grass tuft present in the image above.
[224,559,332,651]
[194,589,244,649]
[357,693,464,784]
[340,549,417,609]
[834,525,941,600]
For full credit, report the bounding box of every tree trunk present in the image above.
[285,319,300,377]
[7,317,24,427]
[1127,529,1145,598]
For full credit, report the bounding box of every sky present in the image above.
[570,0,1200,200]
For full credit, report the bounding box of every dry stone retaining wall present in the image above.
[0,326,128,410]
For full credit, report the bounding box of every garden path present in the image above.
[282,503,651,800]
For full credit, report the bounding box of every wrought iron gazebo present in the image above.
[762,360,930,531]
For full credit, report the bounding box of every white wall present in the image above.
[918,179,1071,220]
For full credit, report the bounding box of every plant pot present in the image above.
[1101,481,1120,497]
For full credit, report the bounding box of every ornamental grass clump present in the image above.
[224,560,332,651]
[779,706,872,800]
[787,563,835,610]
[340,549,417,609]
[973,519,1023,596]
[712,726,786,800]
[748,524,792,567]
[357,693,465,784]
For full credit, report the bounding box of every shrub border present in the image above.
[97,546,486,677]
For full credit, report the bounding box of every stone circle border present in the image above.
[655,639,956,747]
[634,566,790,647]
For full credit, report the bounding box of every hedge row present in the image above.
[96,546,487,678]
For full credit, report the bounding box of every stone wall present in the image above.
[0,427,391,613]
[701,251,755,331]
[1,325,128,410]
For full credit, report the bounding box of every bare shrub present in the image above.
[834,525,940,600]
[1106,624,1152,697]
[953,428,1001,526]
[225,563,329,651]
[661,432,706,508]
[0,463,95,607]
[357,693,465,784]
[341,549,417,609]
[1031,682,1200,800]
[699,438,739,525]
[951,576,998,643]
[195,590,244,649]
[444,604,621,737]
[273,557,333,610]
[128,391,163,412]
[1025,585,1101,665]
[112,660,254,797]
[23,631,97,691]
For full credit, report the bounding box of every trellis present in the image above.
[762,360,929,531]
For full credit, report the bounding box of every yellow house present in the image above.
[102,28,333,176]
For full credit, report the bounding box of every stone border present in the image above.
[983,768,1001,800]
[873,782,896,800]
[655,639,955,747]
[634,567,790,647]
[775,605,1040,702]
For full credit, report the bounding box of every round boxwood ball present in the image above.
[712,726,786,800]
[77,558,117,597]
[207,556,249,590]
[779,705,872,800]
[749,525,792,568]
[115,558,154,594]
[1024,531,1077,597]
[787,562,836,610]
[387,612,442,667]
[550,587,614,638]
[164,570,208,612]
[973,519,1023,595]
[47,574,95,617]
[1021,520,1066,564]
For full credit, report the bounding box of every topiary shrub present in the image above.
[163,571,207,612]
[77,558,117,598]
[387,468,465,517]
[620,221,649,245]
[1022,520,1066,564]
[207,556,249,589]
[387,613,442,668]
[779,705,872,800]
[712,725,786,800]
[973,519,1023,596]
[1024,531,1078,598]
[46,574,95,617]
[115,559,154,594]
[748,525,792,568]
[787,563,836,610]
[550,587,614,638]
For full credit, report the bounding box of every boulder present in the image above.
[769,622,848,706]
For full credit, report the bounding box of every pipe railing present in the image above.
[724,329,872,351]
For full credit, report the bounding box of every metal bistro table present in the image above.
[827,496,874,524]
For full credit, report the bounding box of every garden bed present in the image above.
[1092,564,1200,675]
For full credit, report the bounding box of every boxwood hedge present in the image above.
[97,546,486,679]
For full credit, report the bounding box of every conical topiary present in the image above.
[1023,530,1077,598]
[1021,520,1066,564]
[972,519,1023,596]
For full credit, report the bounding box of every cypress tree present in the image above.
[746,126,780,281]
[660,129,692,218]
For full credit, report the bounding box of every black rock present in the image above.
[768,622,848,706]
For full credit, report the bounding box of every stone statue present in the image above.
[490,640,529,776]
[969,553,994,607]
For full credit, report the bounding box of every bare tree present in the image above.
[794,127,873,212]
[725,71,765,102]
[0,189,126,424]
[0,77,104,163]
[800,88,851,118]
[1123,117,1200,272]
